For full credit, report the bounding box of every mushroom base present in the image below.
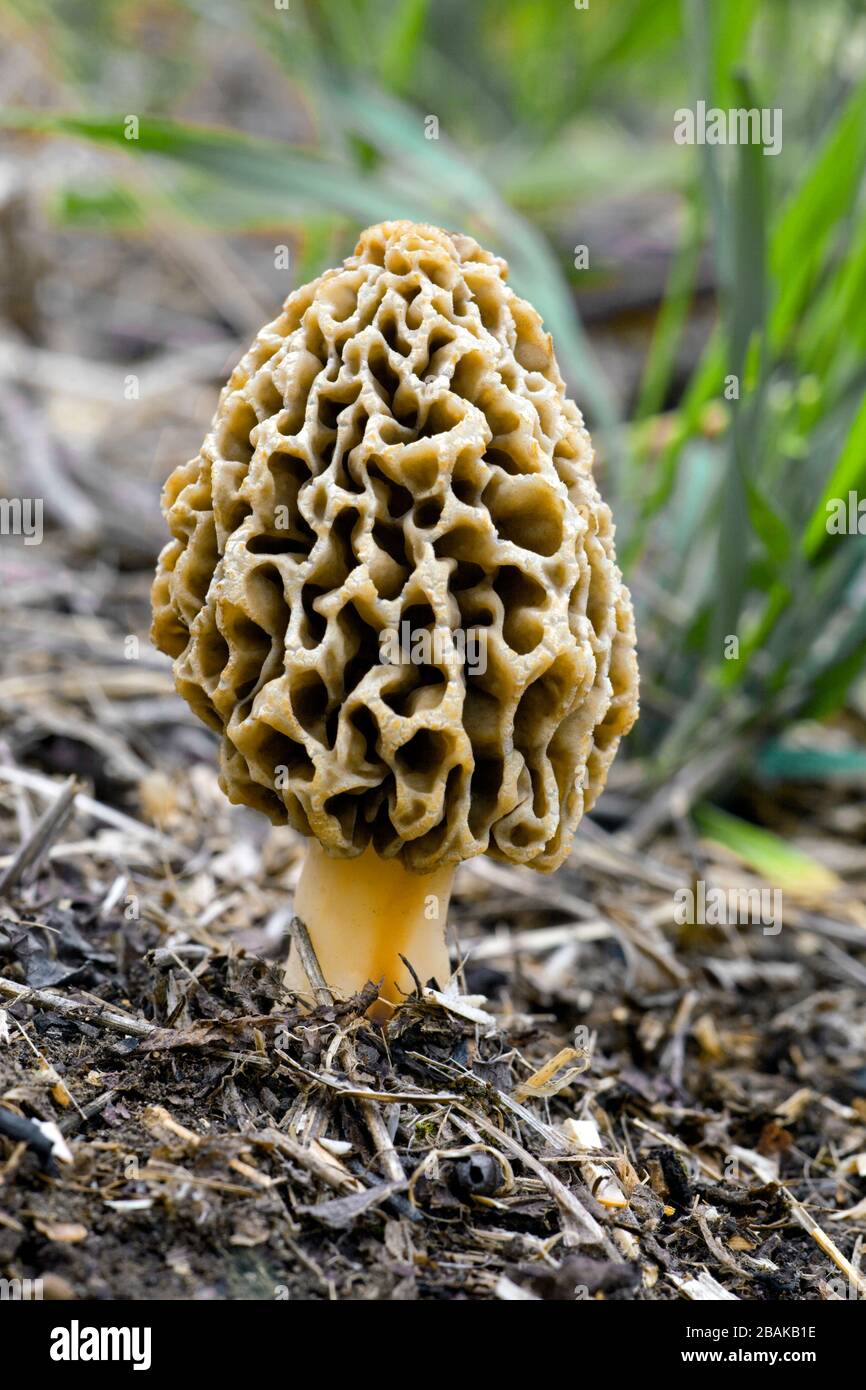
[286,842,454,1019]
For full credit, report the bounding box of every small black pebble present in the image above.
[453,1152,502,1198]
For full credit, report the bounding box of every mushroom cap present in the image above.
[152,221,638,872]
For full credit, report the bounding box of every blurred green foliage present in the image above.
[3,0,866,790]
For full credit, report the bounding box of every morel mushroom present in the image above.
[152,221,638,1014]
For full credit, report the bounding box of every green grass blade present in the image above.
[693,804,840,895]
[770,81,866,350]
[0,108,420,223]
[803,387,866,557]
[379,0,430,94]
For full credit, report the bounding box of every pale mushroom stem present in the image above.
[285,841,454,1020]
